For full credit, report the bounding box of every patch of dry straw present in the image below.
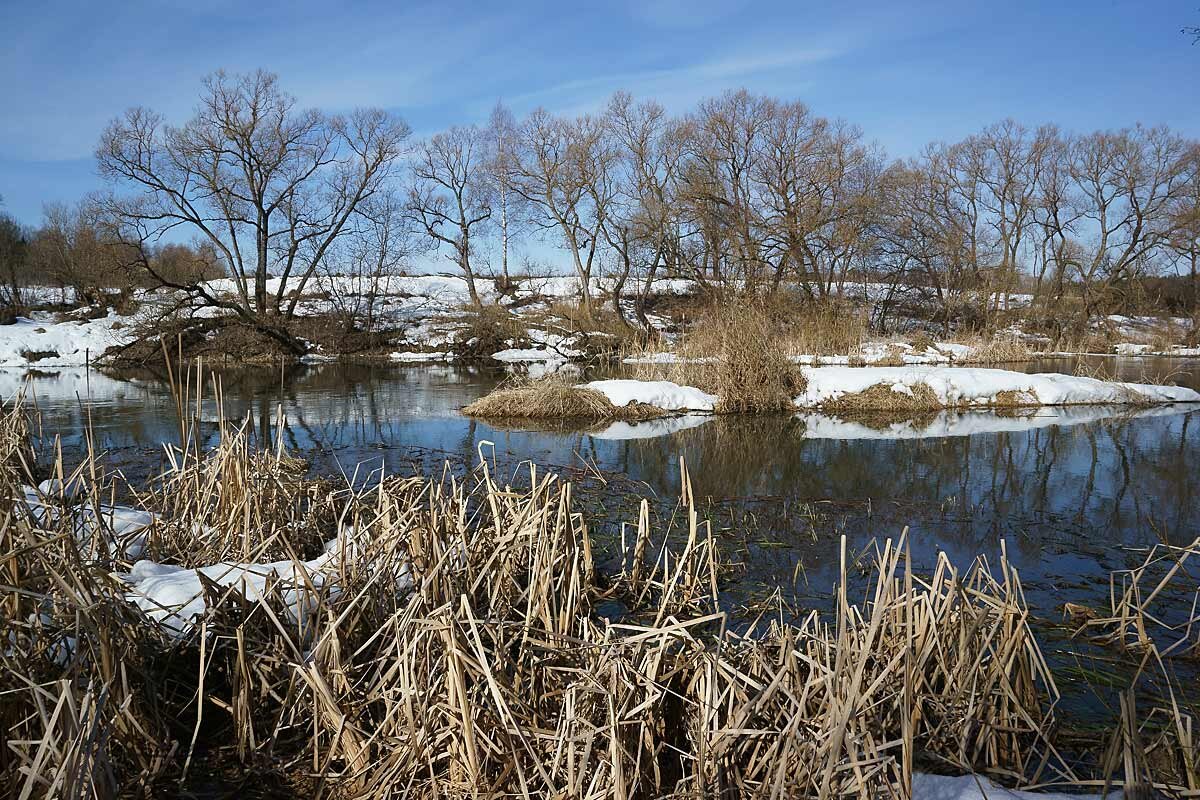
[2,371,1198,797]
[463,377,664,421]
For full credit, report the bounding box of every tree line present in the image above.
[0,200,224,313]
[3,69,1198,344]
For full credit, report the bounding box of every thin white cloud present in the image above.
[495,42,842,117]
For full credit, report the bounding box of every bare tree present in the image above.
[488,103,518,292]
[970,121,1056,318]
[30,202,134,304]
[876,151,982,333]
[682,90,774,292]
[1166,145,1200,337]
[327,189,414,332]
[753,101,879,298]
[407,125,492,306]
[96,69,409,352]
[1031,129,1081,310]
[604,92,692,333]
[0,210,28,311]
[1068,126,1190,315]
[509,109,615,316]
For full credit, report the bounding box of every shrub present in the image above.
[454,303,527,360]
[679,297,804,413]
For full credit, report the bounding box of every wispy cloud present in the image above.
[495,42,843,117]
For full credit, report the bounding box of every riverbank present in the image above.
[2,394,1197,797]
[1,275,1196,370]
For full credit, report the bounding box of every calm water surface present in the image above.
[6,356,1200,627]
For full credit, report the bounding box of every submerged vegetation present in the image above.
[1,371,1199,797]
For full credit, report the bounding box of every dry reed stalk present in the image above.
[677,298,803,413]
[463,377,665,421]
[3,369,1198,796]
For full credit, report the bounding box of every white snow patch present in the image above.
[795,366,1200,408]
[120,554,335,637]
[19,482,155,560]
[581,379,718,412]
[0,311,135,368]
[119,538,413,638]
[492,348,567,363]
[390,350,452,363]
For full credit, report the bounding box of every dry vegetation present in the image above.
[776,296,871,357]
[2,376,1199,797]
[628,296,811,413]
[680,299,802,412]
[463,375,664,421]
[961,335,1036,364]
[453,302,529,360]
[820,383,945,414]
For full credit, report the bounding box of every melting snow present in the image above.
[795,366,1200,408]
[581,379,718,412]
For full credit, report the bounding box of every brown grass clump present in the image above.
[821,382,943,413]
[463,377,664,421]
[776,295,870,357]
[968,335,1036,364]
[679,297,804,413]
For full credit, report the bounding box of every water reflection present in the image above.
[5,359,1199,621]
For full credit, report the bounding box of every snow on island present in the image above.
[568,367,1199,419]
[581,379,718,412]
[795,366,1199,409]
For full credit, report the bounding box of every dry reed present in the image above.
[964,336,1036,364]
[678,298,804,413]
[1,369,1196,797]
[463,376,665,421]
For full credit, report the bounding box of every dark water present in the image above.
[7,357,1200,626]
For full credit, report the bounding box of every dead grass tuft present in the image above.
[463,376,664,421]
[968,335,1036,364]
[822,382,942,413]
[679,297,805,413]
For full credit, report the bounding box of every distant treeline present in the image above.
[2,71,1198,337]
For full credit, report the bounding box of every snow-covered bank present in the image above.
[0,312,135,368]
[795,366,1200,409]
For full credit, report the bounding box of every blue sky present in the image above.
[2,0,1199,227]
